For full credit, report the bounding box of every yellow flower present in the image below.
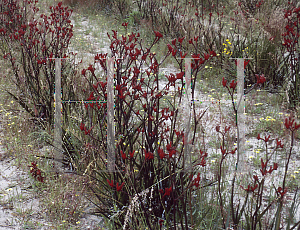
[294,171,299,174]
[291,174,296,179]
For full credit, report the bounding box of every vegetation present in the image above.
[0,0,299,229]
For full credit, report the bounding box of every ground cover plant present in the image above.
[0,0,300,229]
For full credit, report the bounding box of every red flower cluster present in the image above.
[241,184,258,192]
[166,143,176,158]
[80,122,93,135]
[107,179,125,191]
[165,73,177,86]
[241,175,260,193]
[28,162,45,183]
[220,146,237,158]
[255,74,266,84]
[154,31,163,42]
[257,133,270,142]
[191,172,201,188]
[229,80,237,90]
[275,138,284,148]
[284,117,300,131]
[94,53,108,70]
[260,158,278,176]
[197,150,208,167]
[222,77,237,91]
[158,147,167,159]
[120,150,134,160]
[222,77,227,87]
[216,125,230,134]
[122,22,128,28]
[144,149,154,160]
[159,186,172,198]
[277,187,288,198]
[282,4,300,50]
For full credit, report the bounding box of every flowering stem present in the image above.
[282,130,294,191]
[218,156,226,229]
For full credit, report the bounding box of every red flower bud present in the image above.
[116,182,125,191]
[222,77,227,87]
[154,31,163,39]
[229,80,237,90]
[257,133,261,140]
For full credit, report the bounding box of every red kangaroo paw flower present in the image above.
[116,182,125,191]
[121,150,127,160]
[154,31,163,39]
[163,186,172,197]
[222,77,227,87]
[107,179,114,188]
[229,80,237,90]
[80,123,85,131]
